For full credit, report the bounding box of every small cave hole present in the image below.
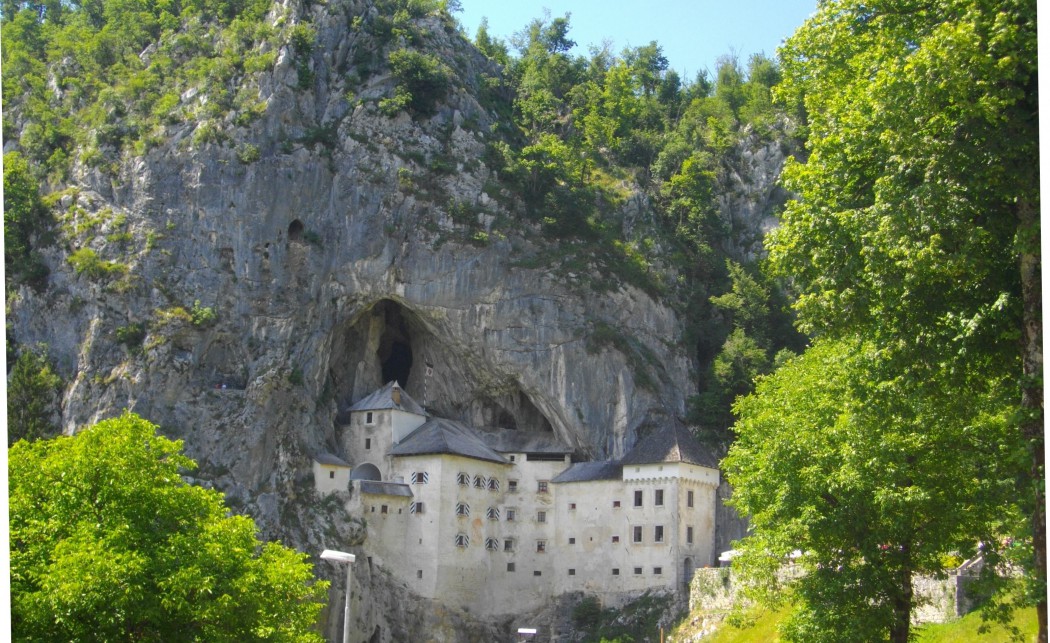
[288,219,304,242]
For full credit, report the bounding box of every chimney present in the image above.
[391,385,402,406]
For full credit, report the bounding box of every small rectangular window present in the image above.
[365,411,374,424]
[687,490,694,508]
[612,568,620,575]
[381,505,388,514]
[687,526,694,544]
[613,500,621,508]
[412,471,429,484]
[417,570,423,579]
[365,438,371,450]
[569,502,577,510]
[655,489,664,506]
[411,502,424,514]
[507,509,516,522]
[329,471,335,479]
[505,538,515,552]
[654,567,663,575]
[568,537,576,545]
[537,511,546,523]
[508,480,518,492]
[633,526,643,543]
[537,480,549,494]
[568,569,576,576]
[533,570,542,576]
[507,563,516,572]
[612,536,620,543]
[634,490,643,507]
[655,525,664,542]
[536,540,547,553]
[634,567,643,575]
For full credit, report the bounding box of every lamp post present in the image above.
[321,549,356,643]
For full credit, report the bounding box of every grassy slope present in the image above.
[696,605,1038,643]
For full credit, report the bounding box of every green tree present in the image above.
[9,411,329,641]
[729,0,1040,639]
[725,338,1022,642]
[7,346,62,445]
[4,151,51,288]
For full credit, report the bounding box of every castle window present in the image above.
[687,526,694,544]
[508,480,518,493]
[504,538,515,552]
[537,511,546,523]
[365,438,371,450]
[654,567,663,575]
[687,490,694,508]
[474,475,486,489]
[507,563,516,572]
[485,538,500,551]
[456,503,470,517]
[488,478,500,492]
[381,505,388,514]
[612,536,620,543]
[537,480,549,494]
[457,472,469,486]
[365,411,374,425]
[507,508,516,521]
[411,502,424,514]
[612,568,620,575]
[487,506,500,521]
[455,533,469,548]
[533,571,542,576]
[536,540,547,553]
[568,502,577,510]
[329,471,335,479]
[417,570,423,579]
[633,526,643,543]
[634,490,643,507]
[655,489,664,506]
[655,525,664,543]
[568,537,576,545]
[613,500,621,508]
[634,567,643,575]
[411,471,429,485]
[568,569,576,576]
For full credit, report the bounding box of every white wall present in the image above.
[313,461,351,494]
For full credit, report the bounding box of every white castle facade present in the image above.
[313,382,720,615]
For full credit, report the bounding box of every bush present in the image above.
[386,48,451,116]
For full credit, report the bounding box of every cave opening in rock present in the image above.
[380,340,413,388]
[288,219,304,241]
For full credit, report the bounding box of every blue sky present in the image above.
[457,0,818,78]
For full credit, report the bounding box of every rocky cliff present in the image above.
[5,0,792,638]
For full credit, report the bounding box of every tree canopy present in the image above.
[726,0,1041,639]
[9,411,329,641]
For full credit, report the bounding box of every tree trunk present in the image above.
[1018,197,1046,643]
[889,567,913,643]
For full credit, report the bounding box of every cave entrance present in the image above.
[375,300,413,388]
[288,219,304,241]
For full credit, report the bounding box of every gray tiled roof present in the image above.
[314,453,351,467]
[359,481,413,497]
[620,422,719,469]
[390,418,510,465]
[349,381,428,416]
[476,428,573,455]
[552,461,623,484]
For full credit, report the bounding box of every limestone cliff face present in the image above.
[6,0,790,638]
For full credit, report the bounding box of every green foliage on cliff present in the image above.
[7,345,63,445]
[9,411,329,641]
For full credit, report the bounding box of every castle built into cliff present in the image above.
[313,381,720,615]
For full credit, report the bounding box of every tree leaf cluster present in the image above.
[9,411,329,641]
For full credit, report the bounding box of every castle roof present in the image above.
[552,461,623,484]
[476,428,573,456]
[620,422,719,469]
[314,453,351,467]
[359,481,413,497]
[349,381,427,416]
[390,418,509,465]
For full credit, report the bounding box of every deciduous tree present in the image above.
[9,411,329,641]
